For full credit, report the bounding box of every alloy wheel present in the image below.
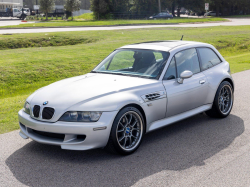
[218,85,233,115]
[116,111,143,151]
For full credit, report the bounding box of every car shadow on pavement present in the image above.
[6,114,244,187]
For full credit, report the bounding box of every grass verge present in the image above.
[0,17,227,28]
[1,26,250,134]
[0,33,98,50]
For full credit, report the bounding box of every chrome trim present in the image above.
[31,105,56,121]
[31,105,41,119]
[141,90,166,102]
[200,80,206,84]
[41,106,56,121]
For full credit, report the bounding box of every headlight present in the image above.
[23,101,31,115]
[149,16,153,18]
[59,111,102,122]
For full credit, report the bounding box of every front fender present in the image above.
[68,81,167,128]
[69,91,167,129]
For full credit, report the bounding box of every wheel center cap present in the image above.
[126,127,130,134]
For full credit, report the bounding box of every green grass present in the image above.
[1,26,250,134]
[0,17,227,28]
[0,33,98,50]
[73,12,94,20]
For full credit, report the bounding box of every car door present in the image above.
[162,48,209,117]
[162,13,168,18]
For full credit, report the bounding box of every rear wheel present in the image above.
[206,81,234,118]
[105,107,144,155]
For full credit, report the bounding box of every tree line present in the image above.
[90,0,250,19]
[39,0,81,20]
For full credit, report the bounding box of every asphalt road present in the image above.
[0,18,250,34]
[0,70,250,187]
[0,18,33,27]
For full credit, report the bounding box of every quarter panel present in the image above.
[202,61,233,103]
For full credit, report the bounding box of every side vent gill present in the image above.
[141,91,166,102]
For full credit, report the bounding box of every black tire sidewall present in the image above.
[213,81,234,117]
[110,107,145,155]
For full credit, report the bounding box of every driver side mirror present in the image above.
[177,70,193,84]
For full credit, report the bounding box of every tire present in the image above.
[105,106,145,155]
[205,81,234,118]
[21,14,26,20]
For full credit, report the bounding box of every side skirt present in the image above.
[147,104,212,133]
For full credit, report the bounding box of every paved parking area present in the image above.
[0,18,20,26]
[0,18,35,27]
[0,70,250,187]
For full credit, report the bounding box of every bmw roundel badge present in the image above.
[43,101,49,105]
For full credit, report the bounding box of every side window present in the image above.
[175,48,200,77]
[197,48,221,71]
[164,57,176,80]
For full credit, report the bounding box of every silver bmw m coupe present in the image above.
[18,41,234,155]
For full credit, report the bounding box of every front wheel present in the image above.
[206,81,234,118]
[105,107,144,155]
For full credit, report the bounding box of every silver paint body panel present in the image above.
[18,41,234,150]
[163,72,209,117]
[19,109,117,150]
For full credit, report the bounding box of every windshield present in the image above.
[93,49,169,79]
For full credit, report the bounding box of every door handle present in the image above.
[199,80,206,84]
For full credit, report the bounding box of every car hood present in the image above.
[29,73,157,112]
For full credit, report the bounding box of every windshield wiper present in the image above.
[90,71,154,79]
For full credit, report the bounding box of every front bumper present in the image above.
[18,109,117,150]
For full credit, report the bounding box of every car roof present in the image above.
[119,40,208,52]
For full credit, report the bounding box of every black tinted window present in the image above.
[175,48,200,77]
[197,48,221,70]
[164,57,176,80]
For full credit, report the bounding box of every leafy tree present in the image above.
[65,0,81,20]
[89,0,250,19]
[90,0,110,20]
[130,0,159,17]
[39,0,55,20]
